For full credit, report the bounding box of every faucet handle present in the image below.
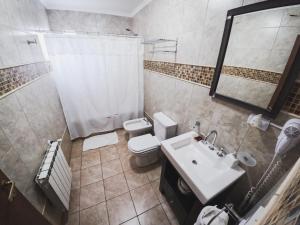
[220,147,226,153]
[208,145,215,151]
[217,146,227,157]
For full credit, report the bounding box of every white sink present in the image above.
[161,131,245,204]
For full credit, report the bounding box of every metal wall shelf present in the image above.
[142,38,177,45]
[148,50,177,53]
[143,38,178,54]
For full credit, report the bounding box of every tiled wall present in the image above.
[134,0,300,206]
[144,60,300,115]
[0,74,70,225]
[0,1,70,224]
[0,61,51,96]
[144,60,282,85]
[283,81,300,115]
[217,74,277,109]
[225,5,300,73]
[0,0,49,69]
[222,66,281,84]
[144,60,214,86]
[47,10,133,35]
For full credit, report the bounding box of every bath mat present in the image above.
[83,132,118,151]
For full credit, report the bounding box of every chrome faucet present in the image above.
[205,130,218,145]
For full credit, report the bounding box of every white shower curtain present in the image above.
[45,34,144,139]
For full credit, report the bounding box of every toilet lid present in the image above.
[128,134,160,153]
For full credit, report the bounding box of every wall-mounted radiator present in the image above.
[35,140,72,211]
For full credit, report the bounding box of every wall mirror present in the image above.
[210,0,300,118]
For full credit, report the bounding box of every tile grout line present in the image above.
[79,143,83,225]
[108,133,134,224]
[119,140,141,225]
[100,149,112,225]
[120,152,164,223]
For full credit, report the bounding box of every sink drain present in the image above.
[192,160,197,165]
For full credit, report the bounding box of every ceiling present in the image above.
[40,0,152,17]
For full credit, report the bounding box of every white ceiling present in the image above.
[40,0,152,17]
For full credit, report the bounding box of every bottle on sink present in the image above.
[193,120,205,141]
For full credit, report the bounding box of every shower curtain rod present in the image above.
[29,29,143,39]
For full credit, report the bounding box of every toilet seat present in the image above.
[128,134,160,154]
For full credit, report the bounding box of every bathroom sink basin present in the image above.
[161,131,245,204]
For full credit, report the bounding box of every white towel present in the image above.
[194,206,229,225]
[83,132,118,151]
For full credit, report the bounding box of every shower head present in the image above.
[275,119,300,156]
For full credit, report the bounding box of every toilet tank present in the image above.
[153,112,177,141]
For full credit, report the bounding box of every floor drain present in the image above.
[192,160,197,165]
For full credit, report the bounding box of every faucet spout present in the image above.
[205,130,218,145]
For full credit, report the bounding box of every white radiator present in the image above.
[36,140,72,211]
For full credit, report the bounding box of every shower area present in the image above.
[43,33,144,140]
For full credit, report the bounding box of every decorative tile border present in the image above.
[144,60,215,86]
[144,60,300,116]
[283,80,300,115]
[0,61,51,96]
[144,60,282,86]
[222,66,281,84]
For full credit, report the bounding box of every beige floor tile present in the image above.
[116,129,128,141]
[71,170,80,189]
[120,154,138,172]
[150,179,166,203]
[146,164,161,182]
[130,184,159,215]
[104,173,129,200]
[71,143,82,159]
[82,149,100,155]
[81,164,102,186]
[117,138,127,145]
[107,192,136,225]
[73,139,83,146]
[66,212,79,225]
[162,202,180,225]
[80,202,109,225]
[121,217,140,225]
[138,205,170,225]
[116,128,127,137]
[117,142,130,158]
[81,150,100,169]
[69,188,80,213]
[100,145,119,163]
[102,159,122,179]
[72,139,83,150]
[70,157,81,172]
[80,181,105,210]
[124,168,149,190]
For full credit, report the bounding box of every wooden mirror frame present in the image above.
[209,0,300,118]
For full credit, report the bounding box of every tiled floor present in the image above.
[67,129,180,225]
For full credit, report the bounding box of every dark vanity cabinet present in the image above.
[159,155,235,225]
[159,156,201,225]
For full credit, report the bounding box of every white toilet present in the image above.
[128,112,177,167]
[123,117,152,138]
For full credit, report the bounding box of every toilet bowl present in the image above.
[123,117,152,138]
[128,134,160,167]
[128,112,177,167]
